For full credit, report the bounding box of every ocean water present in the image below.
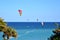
[0,22,60,40]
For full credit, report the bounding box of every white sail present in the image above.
[41,22,44,26]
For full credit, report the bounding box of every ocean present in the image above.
[0,22,60,40]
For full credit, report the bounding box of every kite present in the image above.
[18,9,22,16]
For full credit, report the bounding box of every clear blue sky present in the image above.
[0,0,60,22]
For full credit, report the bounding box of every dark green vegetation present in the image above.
[0,18,17,40]
[48,23,60,40]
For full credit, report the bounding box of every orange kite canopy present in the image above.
[18,9,22,16]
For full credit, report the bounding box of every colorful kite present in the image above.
[18,9,22,16]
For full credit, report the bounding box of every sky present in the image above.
[0,0,60,22]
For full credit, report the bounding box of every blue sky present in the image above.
[0,0,60,22]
